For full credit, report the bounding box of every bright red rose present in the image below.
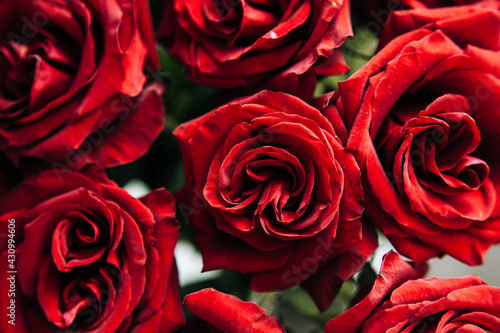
[0,169,184,333]
[174,90,378,312]
[184,288,285,332]
[0,0,164,168]
[339,5,500,265]
[326,251,500,333]
[158,0,352,100]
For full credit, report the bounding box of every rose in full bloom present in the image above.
[158,0,352,99]
[174,90,378,311]
[0,169,184,332]
[0,0,164,168]
[184,288,285,332]
[339,5,500,265]
[326,251,500,333]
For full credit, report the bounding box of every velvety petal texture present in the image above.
[339,4,500,265]
[326,251,500,333]
[184,288,285,332]
[351,0,495,29]
[174,90,378,312]
[0,168,184,333]
[0,0,163,168]
[158,0,352,100]
[396,0,498,8]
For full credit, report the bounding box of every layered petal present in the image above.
[0,0,162,168]
[158,0,352,99]
[0,169,183,332]
[184,288,285,332]
[174,90,376,311]
[339,5,500,265]
[326,251,500,333]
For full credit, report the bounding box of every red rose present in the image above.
[174,90,378,311]
[396,0,495,8]
[338,5,500,265]
[351,0,494,36]
[158,0,352,100]
[183,288,285,332]
[0,0,164,168]
[357,0,488,12]
[326,251,500,333]
[0,169,184,332]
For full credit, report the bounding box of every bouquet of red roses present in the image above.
[1,0,499,332]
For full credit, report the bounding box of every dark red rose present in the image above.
[0,169,184,332]
[158,0,352,100]
[326,251,500,333]
[337,4,500,266]
[174,90,378,312]
[0,0,164,168]
[183,288,285,332]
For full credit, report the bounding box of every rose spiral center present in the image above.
[204,112,342,241]
[376,94,495,225]
[52,213,108,272]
